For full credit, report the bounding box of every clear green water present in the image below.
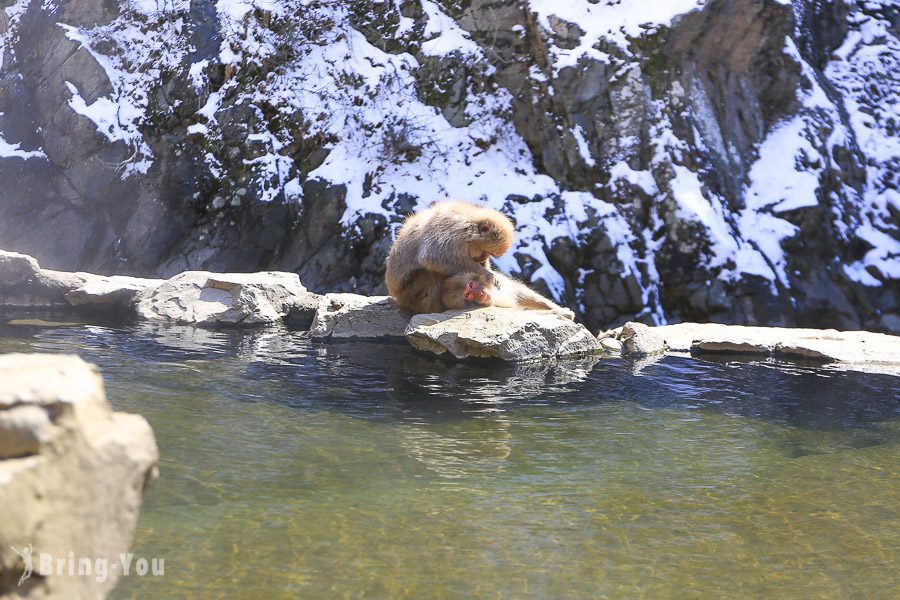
[1,318,897,599]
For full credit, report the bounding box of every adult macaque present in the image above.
[385,200,514,311]
[440,272,576,320]
[386,200,575,320]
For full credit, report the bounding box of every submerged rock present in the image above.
[309,293,409,339]
[598,336,625,356]
[0,353,158,599]
[406,308,603,361]
[135,271,316,327]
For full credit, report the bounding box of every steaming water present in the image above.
[1,317,897,598]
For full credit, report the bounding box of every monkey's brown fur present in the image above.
[385,201,514,312]
[386,200,575,319]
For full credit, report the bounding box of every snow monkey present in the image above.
[385,200,514,311]
[385,200,575,319]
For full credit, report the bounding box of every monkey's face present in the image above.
[463,280,492,305]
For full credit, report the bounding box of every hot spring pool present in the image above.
[1,317,897,598]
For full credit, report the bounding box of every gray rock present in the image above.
[654,322,900,375]
[65,274,164,312]
[0,250,87,307]
[135,271,314,327]
[598,336,624,355]
[0,404,56,459]
[0,250,40,285]
[618,321,667,357]
[406,308,603,361]
[284,291,323,331]
[309,293,410,339]
[0,353,157,599]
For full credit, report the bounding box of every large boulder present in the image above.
[405,308,603,361]
[0,354,158,599]
[309,293,410,339]
[134,271,317,327]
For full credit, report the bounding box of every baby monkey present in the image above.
[441,271,576,320]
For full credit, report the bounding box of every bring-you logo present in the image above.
[9,545,164,584]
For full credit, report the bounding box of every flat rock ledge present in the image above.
[0,250,162,312]
[309,293,410,339]
[0,353,158,599]
[406,308,603,361]
[1,249,320,327]
[4,250,899,370]
[600,322,900,376]
[135,271,316,327]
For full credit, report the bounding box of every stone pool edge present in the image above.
[2,249,898,373]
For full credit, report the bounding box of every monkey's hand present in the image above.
[471,271,499,290]
[557,308,575,320]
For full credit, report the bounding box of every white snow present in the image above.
[57,9,189,175]
[188,59,209,89]
[529,0,706,69]
[609,161,657,195]
[670,164,741,265]
[0,134,45,160]
[128,0,189,15]
[186,123,208,135]
[744,117,821,213]
[571,125,596,167]
[420,0,481,57]
[823,1,900,286]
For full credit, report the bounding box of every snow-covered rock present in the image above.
[0,353,158,599]
[406,308,603,361]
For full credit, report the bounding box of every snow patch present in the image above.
[530,0,706,69]
[58,10,189,176]
[744,117,821,213]
[609,161,657,195]
[571,125,595,167]
[420,0,481,57]
[0,134,45,160]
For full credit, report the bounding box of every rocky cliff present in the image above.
[0,0,897,332]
